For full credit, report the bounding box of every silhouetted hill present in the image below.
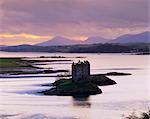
[36,36,109,46]
[36,31,150,46]
[109,31,150,43]
[84,36,109,44]
[36,36,81,46]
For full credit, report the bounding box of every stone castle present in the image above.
[72,61,90,81]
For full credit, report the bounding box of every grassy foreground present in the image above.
[0,58,35,74]
[0,57,69,75]
[0,58,24,67]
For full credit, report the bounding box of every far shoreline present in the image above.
[1,51,149,57]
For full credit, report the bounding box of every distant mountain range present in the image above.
[0,31,149,53]
[36,31,149,46]
[84,36,108,44]
[109,31,149,43]
[36,36,81,46]
[36,36,109,46]
[0,31,149,48]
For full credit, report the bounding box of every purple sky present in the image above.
[0,0,149,45]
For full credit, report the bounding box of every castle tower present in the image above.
[72,61,90,81]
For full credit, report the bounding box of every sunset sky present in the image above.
[0,0,149,45]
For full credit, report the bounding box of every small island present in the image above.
[40,61,117,96]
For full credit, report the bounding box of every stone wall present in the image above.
[72,61,90,81]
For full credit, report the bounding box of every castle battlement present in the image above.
[72,60,90,81]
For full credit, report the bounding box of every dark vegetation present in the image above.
[124,110,150,119]
[40,74,116,96]
[1,43,149,53]
[42,81,102,96]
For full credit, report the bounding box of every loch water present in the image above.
[0,51,150,119]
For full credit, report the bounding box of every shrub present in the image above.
[124,110,150,119]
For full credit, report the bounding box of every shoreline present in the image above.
[0,57,71,75]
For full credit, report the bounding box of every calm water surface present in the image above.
[0,51,150,119]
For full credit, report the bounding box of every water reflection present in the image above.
[72,96,91,108]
